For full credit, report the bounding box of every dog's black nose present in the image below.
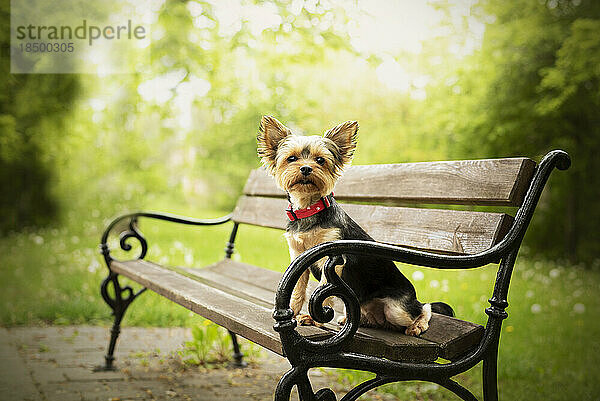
[300,165,312,176]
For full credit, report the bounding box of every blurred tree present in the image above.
[0,2,79,234]
[439,0,600,262]
[99,0,358,209]
[8,0,360,220]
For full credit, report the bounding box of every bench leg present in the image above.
[296,370,317,401]
[274,367,298,401]
[483,344,499,401]
[275,367,336,401]
[96,273,146,371]
[228,330,247,368]
[275,368,316,401]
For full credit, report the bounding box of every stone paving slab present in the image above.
[0,326,383,401]
[0,328,39,401]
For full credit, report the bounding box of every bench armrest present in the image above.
[100,211,232,265]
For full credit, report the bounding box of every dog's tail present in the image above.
[430,302,454,317]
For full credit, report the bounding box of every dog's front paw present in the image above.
[405,304,432,336]
[405,319,429,336]
[336,315,347,326]
[296,314,323,327]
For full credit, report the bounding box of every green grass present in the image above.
[0,208,598,400]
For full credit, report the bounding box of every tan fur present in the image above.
[405,303,432,336]
[257,116,292,174]
[324,121,359,167]
[286,227,341,318]
[360,299,387,327]
[382,297,417,328]
[355,298,430,335]
[276,137,339,209]
[290,270,311,324]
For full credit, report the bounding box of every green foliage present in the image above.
[0,1,80,234]
[178,320,261,367]
[178,320,231,366]
[423,0,600,262]
[537,19,600,114]
[5,0,596,261]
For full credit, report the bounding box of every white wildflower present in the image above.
[412,271,424,281]
[87,259,100,273]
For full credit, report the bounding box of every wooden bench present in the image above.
[98,150,570,401]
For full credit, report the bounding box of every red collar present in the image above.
[286,194,334,221]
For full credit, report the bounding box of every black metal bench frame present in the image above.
[97,150,570,401]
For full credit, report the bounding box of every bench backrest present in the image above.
[232,157,536,255]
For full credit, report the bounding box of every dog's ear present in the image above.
[324,121,358,167]
[257,116,291,172]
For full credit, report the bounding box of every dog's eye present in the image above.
[287,156,298,163]
[315,157,325,165]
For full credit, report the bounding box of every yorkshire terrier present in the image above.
[257,116,454,336]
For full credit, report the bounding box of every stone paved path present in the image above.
[0,326,372,401]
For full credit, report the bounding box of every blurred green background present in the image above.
[2,0,599,263]
[1,0,599,400]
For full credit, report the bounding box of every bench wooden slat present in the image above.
[232,196,513,255]
[184,265,439,361]
[110,259,326,356]
[112,259,440,361]
[109,259,282,354]
[110,256,483,362]
[243,158,536,206]
[186,259,484,361]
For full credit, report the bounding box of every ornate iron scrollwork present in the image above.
[273,255,361,357]
[307,256,361,351]
[100,211,232,266]
[99,272,146,313]
[117,217,148,260]
[97,215,149,370]
[97,211,232,370]
[97,271,146,371]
